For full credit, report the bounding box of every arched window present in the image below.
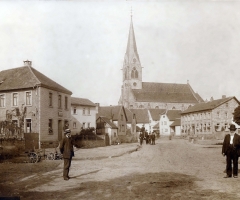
[155,106,159,109]
[139,105,144,108]
[125,70,127,79]
[131,67,138,79]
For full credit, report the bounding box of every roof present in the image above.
[130,109,149,124]
[170,118,181,127]
[71,97,96,107]
[97,116,118,129]
[0,66,72,94]
[97,105,127,121]
[132,82,202,103]
[182,96,239,114]
[153,122,159,129]
[124,107,134,123]
[165,110,182,121]
[149,109,166,121]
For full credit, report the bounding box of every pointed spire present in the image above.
[125,13,140,62]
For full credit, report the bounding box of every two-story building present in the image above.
[0,61,72,148]
[70,97,97,135]
[181,96,240,139]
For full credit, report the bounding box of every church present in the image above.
[118,16,204,111]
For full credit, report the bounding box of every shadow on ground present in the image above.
[1,172,239,200]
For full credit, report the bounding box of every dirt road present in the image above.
[1,138,240,200]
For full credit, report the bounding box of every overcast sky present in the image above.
[1,0,240,106]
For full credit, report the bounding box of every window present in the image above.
[49,119,53,134]
[121,125,125,132]
[217,112,220,118]
[131,67,138,78]
[49,92,53,107]
[88,122,91,128]
[58,95,62,108]
[26,92,32,105]
[12,93,18,106]
[121,115,123,121]
[83,108,85,115]
[164,121,167,125]
[64,96,68,109]
[225,112,228,118]
[165,129,168,132]
[88,107,90,115]
[73,122,76,129]
[82,122,85,129]
[73,107,77,114]
[26,119,32,133]
[0,94,5,107]
[226,102,229,108]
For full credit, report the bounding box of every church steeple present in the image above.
[125,16,140,63]
[121,14,143,108]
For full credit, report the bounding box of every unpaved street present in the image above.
[1,138,240,200]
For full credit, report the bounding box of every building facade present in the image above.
[118,17,203,110]
[0,61,72,148]
[70,97,97,135]
[181,96,240,138]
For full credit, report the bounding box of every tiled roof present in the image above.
[130,109,149,124]
[97,105,127,121]
[97,116,118,129]
[170,118,181,127]
[71,97,96,107]
[166,110,182,121]
[182,97,238,114]
[0,66,72,94]
[132,82,202,103]
[149,109,166,121]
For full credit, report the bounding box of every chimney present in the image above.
[222,95,226,99]
[23,60,32,67]
[210,97,214,101]
[95,103,100,113]
[187,80,189,84]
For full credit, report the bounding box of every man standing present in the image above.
[60,129,74,181]
[222,124,240,178]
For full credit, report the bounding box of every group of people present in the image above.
[139,125,156,145]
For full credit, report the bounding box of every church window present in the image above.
[172,106,176,110]
[131,68,138,79]
[125,70,127,79]
[139,105,144,108]
[155,106,159,109]
[133,82,137,86]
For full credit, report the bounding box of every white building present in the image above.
[70,97,97,135]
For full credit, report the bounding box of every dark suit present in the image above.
[222,133,240,177]
[60,136,74,179]
[139,132,144,145]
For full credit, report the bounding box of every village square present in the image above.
[1,1,240,200]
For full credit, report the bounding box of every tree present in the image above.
[233,105,240,125]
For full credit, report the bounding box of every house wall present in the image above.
[70,105,96,135]
[117,107,127,136]
[39,87,71,144]
[0,88,40,135]
[181,98,239,136]
[159,114,171,135]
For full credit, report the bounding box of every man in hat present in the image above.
[60,129,75,180]
[222,124,240,178]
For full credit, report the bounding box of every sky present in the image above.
[1,0,240,106]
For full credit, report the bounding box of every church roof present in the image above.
[0,66,72,94]
[132,82,202,103]
[181,96,239,114]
